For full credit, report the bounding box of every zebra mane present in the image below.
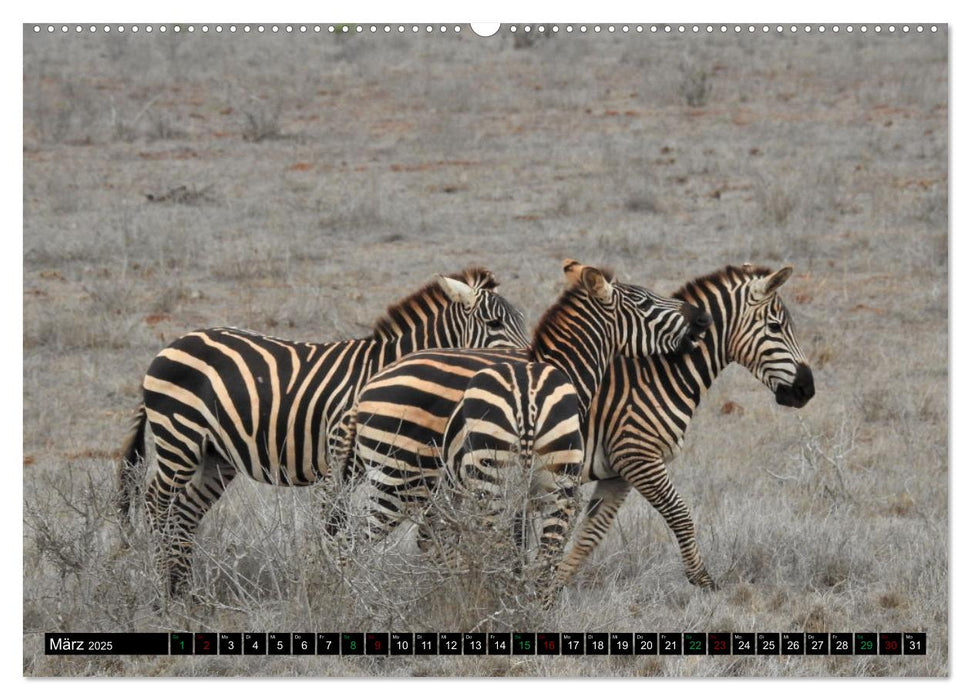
[455,266,500,291]
[372,267,498,339]
[672,264,774,301]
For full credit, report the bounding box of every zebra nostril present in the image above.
[693,312,712,329]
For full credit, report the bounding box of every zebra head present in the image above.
[435,267,530,349]
[732,265,815,408]
[562,260,711,358]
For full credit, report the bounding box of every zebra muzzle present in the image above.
[775,363,815,408]
[675,304,711,353]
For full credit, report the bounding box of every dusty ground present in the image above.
[22,25,947,677]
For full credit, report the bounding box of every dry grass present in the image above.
[23,27,947,677]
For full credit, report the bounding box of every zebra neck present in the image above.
[531,326,613,417]
[374,319,456,369]
[666,320,731,412]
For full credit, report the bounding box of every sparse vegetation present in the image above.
[757,180,797,227]
[23,27,947,677]
[145,185,218,206]
[680,66,712,107]
[241,102,284,142]
[512,25,555,50]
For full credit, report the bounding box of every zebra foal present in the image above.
[117,267,529,597]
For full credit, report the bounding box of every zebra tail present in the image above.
[116,403,147,523]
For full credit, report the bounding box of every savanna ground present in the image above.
[22,25,948,677]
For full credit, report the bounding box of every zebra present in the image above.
[342,263,813,596]
[116,266,530,597]
[557,263,815,590]
[342,261,711,599]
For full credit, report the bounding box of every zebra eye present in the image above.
[486,318,505,330]
[636,298,654,310]
[768,322,783,333]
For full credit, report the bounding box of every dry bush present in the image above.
[145,185,218,206]
[680,66,712,107]
[240,99,284,143]
[61,445,571,639]
[319,461,578,633]
[757,180,796,227]
[24,297,141,352]
[23,461,158,658]
[108,96,164,143]
[25,82,102,145]
[314,173,386,233]
[146,112,188,142]
[624,191,662,215]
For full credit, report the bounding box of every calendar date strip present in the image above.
[45,632,926,656]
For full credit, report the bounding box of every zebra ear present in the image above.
[436,275,477,309]
[751,266,793,299]
[562,259,583,286]
[580,266,614,304]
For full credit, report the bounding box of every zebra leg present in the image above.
[555,477,632,585]
[415,471,458,565]
[534,476,578,609]
[144,449,199,598]
[314,457,357,540]
[320,410,360,537]
[331,460,436,572]
[359,470,412,545]
[319,456,360,539]
[166,455,238,596]
[145,445,237,598]
[620,461,715,589]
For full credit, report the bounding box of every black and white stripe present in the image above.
[116,267,530,596]
[344,261,709,599]
[559,264,815,589]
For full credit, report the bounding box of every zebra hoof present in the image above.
[689,572,717,590]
